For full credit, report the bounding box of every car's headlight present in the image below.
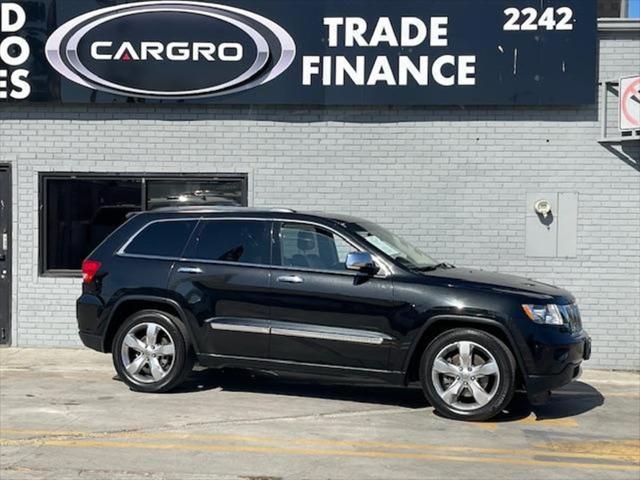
[522,304,564,325]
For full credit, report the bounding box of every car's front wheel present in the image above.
[112,310,193,393]
[420,328,516,421]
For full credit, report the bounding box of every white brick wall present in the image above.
[1,31,639,370]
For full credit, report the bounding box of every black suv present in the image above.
[77,207,591,421]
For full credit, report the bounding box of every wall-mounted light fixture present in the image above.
[534,199,552,219]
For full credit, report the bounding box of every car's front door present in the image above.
[268,221,395,370]
[169,218,272,359]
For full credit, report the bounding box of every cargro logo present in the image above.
[45,1,296,99]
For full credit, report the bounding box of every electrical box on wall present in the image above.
[525,192,578,258]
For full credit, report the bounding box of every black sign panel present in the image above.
[0,0,597,105]
[76,12,260,94]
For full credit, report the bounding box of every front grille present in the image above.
[559,303,582,332]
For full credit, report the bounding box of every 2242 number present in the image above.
[504,7,574,31]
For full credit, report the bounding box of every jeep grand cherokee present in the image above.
[77,207,591,421]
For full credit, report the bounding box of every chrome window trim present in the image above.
[117,217,202,255]
[204,317,393,346]
[270,264,368,277]
[115,253,184,262]
[116,216,392,277]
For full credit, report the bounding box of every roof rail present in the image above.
[146,206,296,214]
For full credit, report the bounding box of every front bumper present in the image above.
[524,333,591,399]
[527,363,583,394]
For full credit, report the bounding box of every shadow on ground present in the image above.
[170,368,429,408]
[437,381,605,423]
[161,368,605,421]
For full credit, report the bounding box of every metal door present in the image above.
[268,221,394,370]
[0,164,12,345]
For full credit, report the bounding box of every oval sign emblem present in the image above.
[45,1,296,99]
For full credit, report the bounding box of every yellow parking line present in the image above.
[514,415,579,427]
[473,414,579,430]
[532,439,640,463]
[470,422,498,431]
[2,429,640,462]
[102,431,638,462]
[603,391,640,398]
[1,438,638,472]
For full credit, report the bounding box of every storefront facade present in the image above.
[0,1,638,370]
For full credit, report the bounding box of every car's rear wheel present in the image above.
[420,328,516,421]
[112,310,193,393]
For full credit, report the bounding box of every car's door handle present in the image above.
[277,275,304,284]
[177,267,203,274]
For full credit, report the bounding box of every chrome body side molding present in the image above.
[205,317,392,346]
[270,320,391,345]
[206,317,270,335]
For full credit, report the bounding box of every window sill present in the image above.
[40,270,82,279]
[598,18,640,31]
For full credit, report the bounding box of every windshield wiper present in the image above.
[414,262,455,272]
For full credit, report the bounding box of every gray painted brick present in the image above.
[0,30,639,370]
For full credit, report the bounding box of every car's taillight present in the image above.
[82,259,102,284]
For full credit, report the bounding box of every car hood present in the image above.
[421,267,573,302]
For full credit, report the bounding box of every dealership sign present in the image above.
[0,0,597,105]
[45,2,295,99]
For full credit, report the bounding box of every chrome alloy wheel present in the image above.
[120,322,176,384]
[431,341,500,411]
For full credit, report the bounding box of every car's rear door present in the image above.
[168,218,272,359]
[268,221,395,370]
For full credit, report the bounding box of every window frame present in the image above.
[597,0,640,19]
[119,218,199,260]
[180,218,274,267]
[39,172,248,276]
[117,217,391,277]
[272,221,391,278]
[276,222,356,274]
[117,217,274,269]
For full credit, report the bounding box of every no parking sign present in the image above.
[620,75,640,132]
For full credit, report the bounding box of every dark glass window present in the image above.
[44,177,142,271]
[184,220,271,265]
[124,221,197,258]
[279,223,353,271]
[598,0,640,18]
[147,179,244,209]
[41,174,247,274]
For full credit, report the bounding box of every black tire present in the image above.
[419,328,516,421]
[112,309,194,393]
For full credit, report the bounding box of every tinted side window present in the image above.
[124,220,196,257]
[279,223,354,271]
[184,220,271,265]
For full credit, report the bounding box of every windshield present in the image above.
[344,220,438,270]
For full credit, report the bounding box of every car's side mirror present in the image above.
[346,252,379,274]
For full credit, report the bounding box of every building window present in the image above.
[146,179,245,209]
[598,0,640,18]
[40,173,248,275]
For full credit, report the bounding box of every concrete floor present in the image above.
[0,348,638,480]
